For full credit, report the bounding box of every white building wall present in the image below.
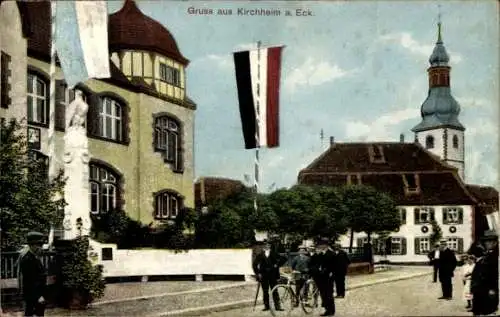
[0,2,28,122]
[445,128,465,180]
[416,129,445,159]
[338,204,474,263]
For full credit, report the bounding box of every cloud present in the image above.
[191,43,257,70]
[379,32,463,64]
[285,57,357,93]
[456,97,490,109]
[344,108,418,141]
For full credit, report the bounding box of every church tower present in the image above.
[412,19,465,180]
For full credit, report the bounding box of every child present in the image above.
[461,255,476,311]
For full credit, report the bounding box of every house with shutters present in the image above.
[297,21,498,263]
[0,0,196,231]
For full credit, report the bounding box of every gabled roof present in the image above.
[466,185,499,209]
[299,142,456,175]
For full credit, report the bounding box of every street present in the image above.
[201,275,472,317]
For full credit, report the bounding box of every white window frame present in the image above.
[443,207,460,224]
[447,238,459,251]
[390,237,402,255]
[418,237,431,254]
[155,192,180,220]
[89,164,118,214]
[155,116,179,166]
[99,97,122,141]
[27,74,47,124]
[416,207,433,224]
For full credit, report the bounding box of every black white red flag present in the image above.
[233,46,284,149]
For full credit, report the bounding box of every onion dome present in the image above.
[108,0,189,65]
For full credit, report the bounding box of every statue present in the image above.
[62,91,91,239]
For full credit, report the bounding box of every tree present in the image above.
[0,119,66,251]
[341,184,400,251]
[429,218,443,247]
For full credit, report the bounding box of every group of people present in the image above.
[428,230,499,316]
[252,238,351,317]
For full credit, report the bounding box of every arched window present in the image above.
[27,73,48,124]
[452,135,459,149]
[154,190,183,220]
[89,163,120,214]
[99,97,123,141]
[425,135,434,149]
[154,115,182,170]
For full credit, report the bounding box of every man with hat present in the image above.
[437,238,458,300]
[428,243,441,283]
[18,231,47,316]
[470,230,499,316]
[332,243,350,298]
[252,240,285,311]
[310,238,336,316]
[291,245,310,306]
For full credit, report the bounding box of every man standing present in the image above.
[312,238,336,316]
[428,243,440,283]
[437,238,457,300]
[252,241,284,312]
[471,230,499,316]
[291,246,310,306]
[19,232,47,317]
[332,243,350,298]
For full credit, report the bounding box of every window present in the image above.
[414,207,435,224]
[443,207,463,224]
[154,191,182,220]
[414,237,431,255]
[445,237,463,253]
[57,83,87,130]
[1,51,11,108]
[159,63,181,86]
[347,174,361,185]
[390,238,403,255]
[154,115,182,171]
[398,208,407,225]
[452,135,459,149]
[27,73,48,124]
[425,135,434,149]
[368,145,385,163]
[403,173,420,194]
[99,97,122,141]
[89,163,119,214]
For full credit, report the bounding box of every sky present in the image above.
[108,0,499,192]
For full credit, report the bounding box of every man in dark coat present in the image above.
[19,231,47,317]
[252,241,285,311]
[310,238,336,316]
[290,246,310,306]
[437,238,457,300]
[332,243,350,298]
[471,230,499,316]
[428,243,441,283]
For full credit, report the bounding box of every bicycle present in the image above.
[269,271,320,316]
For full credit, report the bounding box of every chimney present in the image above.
[400,134,405,143]
[330,136,335,145]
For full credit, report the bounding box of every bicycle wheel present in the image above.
[300,279,320,314]
[269,284,294,317]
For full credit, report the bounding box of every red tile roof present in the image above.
[298,142,478,206]
[109,0,188,65]
[194,177,246,207]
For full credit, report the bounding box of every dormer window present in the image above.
[368,145,385,163]
[159,63,180,87]
[402,173,420,195]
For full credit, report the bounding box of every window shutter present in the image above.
[458,208,464,224]
[402,209,406,224]
[458,238,464,254]
[55,80,66,130]
[401,238,407,255]
[385,238,392,255]
[1,52,12,108]
[414,238,420,255]
[176,136,183,172]
[430,208,435,221]
[442,208,447,224]
[87,94,100,136]
[414,208,420,224]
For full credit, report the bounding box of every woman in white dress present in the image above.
[461,255,476,311]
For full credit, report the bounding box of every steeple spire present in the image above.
[437,5,442,43]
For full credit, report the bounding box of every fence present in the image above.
[1,251,55,280]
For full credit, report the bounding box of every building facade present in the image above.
[0,0,196,227]
[297,23,498,263]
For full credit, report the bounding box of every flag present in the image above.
[234,46,284,149]
[53,1,111,88]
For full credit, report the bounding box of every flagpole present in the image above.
[254,40,261,215]
[47,0,57,247]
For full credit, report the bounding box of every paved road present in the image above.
[202,275,473,317]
